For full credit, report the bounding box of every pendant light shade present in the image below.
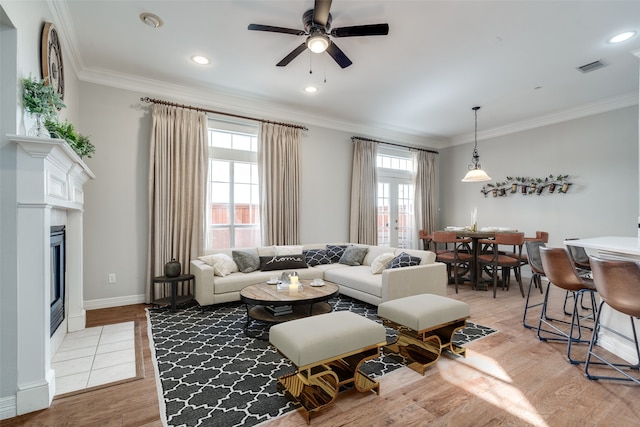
[461,106,491,182]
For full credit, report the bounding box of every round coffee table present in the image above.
[240,280,339,339]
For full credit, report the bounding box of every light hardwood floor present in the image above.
[3,282,639,426]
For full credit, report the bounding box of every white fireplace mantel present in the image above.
[9,135,94,415]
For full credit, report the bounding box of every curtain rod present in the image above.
[140,97,308,131]
[351,136,438,154]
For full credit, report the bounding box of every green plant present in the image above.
[45,118,95,159]
[22,76,65,118]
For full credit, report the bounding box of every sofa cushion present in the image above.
[390,252,422,269]
[198,253,239,277]
[274,245,304,256]
[324,265,382,298]
[232,250,260,273]
[260,255,308,271]
[339,245,369,266]
[371,253,395,274]
[303,249,333,266]
[395,248,435,265]
[363,246,395,266]
[326,244,348,263]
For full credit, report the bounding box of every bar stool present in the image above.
[585,256,640,384]
[564,238,593,315]
[523,241,546,329]
[476,232,525,298]
[538,247,598,364]
[432,231,473,293]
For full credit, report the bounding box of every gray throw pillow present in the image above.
[390,252,422,268]
[339,246,369,266]
[232,250,260,273]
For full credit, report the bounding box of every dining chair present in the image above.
[432,231,473,293]
[538,247,598,364]
[523,240,546,329]
[507,230,549,266]
[585,256,640,384]
[418,229,432,251]
[476,232,525,298]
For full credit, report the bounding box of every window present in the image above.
[377,147,415,248]
[206,121,261,250]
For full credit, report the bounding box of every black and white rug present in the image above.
[147,295,497,427]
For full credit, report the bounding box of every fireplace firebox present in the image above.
[50,226,65,337]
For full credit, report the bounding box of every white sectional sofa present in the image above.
[190,243,447,307]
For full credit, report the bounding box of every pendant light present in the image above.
[461,106,492,182]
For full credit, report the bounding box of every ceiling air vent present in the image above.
[576,60,607,73]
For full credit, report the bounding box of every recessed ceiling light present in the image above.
[139,13,163,28]
[608,31,636,44]
[304,86,318,93]
[192,56,210,65]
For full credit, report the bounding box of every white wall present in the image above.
[78,83,361,305]
[438,106,639,246]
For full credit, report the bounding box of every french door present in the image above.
[377,178,415,248]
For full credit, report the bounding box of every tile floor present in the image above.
[52,321,137,396]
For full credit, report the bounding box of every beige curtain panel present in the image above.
[259,122,301,246]
[413,150,437,246]
[146,104,208,303]
[349,138,378,245]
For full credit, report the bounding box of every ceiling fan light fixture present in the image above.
[307,33,330,53]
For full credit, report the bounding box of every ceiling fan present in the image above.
[248,0,389,69]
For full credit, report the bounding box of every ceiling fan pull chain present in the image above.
[309,51,313,74]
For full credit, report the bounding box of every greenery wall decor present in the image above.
[481,175,571,197]
[44,118,96,159]
[22,75,95,159]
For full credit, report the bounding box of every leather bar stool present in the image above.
[538,247,598,364]
[432,231,473,293]
[585,256,640,384]
[523,241,546,329]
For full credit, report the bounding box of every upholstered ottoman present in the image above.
[269,311,387,424]
[377,294,470,375]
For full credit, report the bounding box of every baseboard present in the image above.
[84,294,146,310]
[0,395,16,421]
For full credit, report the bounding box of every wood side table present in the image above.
[152,274,195,312]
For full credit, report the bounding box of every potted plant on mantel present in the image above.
[22,76,95,159]
[22,76,65,137]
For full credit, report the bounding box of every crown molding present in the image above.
[47,0,83,78]
[449,91,639,147]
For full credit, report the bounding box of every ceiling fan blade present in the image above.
[276,43,308,67]
[248,24,305,36]
[325,42,352,68]
[331,23,389,37]
[313,0,332,27]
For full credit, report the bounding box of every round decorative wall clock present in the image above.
[41,22,64,100]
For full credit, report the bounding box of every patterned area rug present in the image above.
[147,295,497,427]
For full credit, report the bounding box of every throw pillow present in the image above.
[390,252,422,269]
[198,253,238,277]
[303,249,333,266]
[259,254,308,271]
[274,245,304,256]
[326,244,348,263]
[339,245,369,266]
[370,253,396,274]
[232,250,260,273]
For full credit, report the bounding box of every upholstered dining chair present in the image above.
[585,256,640,385]
[507,230,549,266]
[418,229,432,251]
[523,240,546,329]
[432,231,473,293]
[538,247,598,364]
[476,232,525,298]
